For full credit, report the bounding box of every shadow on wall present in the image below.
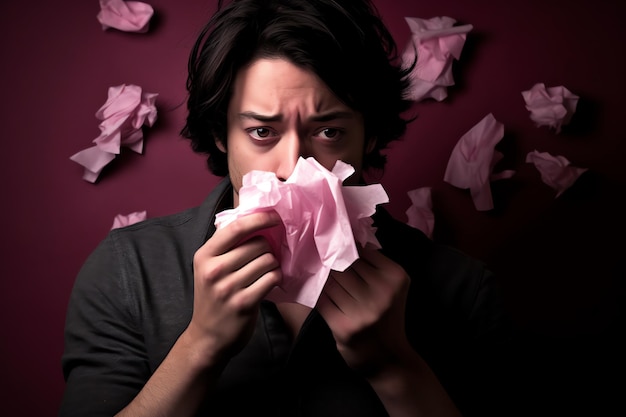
[489,171,625,416]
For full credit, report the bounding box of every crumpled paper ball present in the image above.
[97,0,154,33]
[402,16,473,102]
[70,84,158,183]
[405,187,435,239]
[526,150,587,197]
[444,113,516,211]
[215,157,389,308]
[522,83,579,133]
[111,210,147,229]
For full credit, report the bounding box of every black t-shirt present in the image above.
[60,178,513,416]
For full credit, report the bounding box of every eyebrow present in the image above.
[238,111,282,122]
[237,110,356,123]
[309,110,355,122]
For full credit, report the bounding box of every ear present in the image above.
[215,136,227,153]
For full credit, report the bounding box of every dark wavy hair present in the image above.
[181,0,414,177]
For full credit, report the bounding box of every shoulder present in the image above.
[110,178,231,244]
[104,178,233,261]
[69,178,233,313]
[106,205,203,259]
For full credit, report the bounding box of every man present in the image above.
[61,1,512,416]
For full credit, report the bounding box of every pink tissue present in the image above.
[111,210,147,229]
[401,16,473,102]
[405,187,434,239]
[525,150,587,197]
[215,157,389,308]
[70,84,158,183]
[97,0,154,33]
[444,113,516,211]
[522,83,579,133]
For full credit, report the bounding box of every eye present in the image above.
[314,128,343,141]
[247,127,278,141]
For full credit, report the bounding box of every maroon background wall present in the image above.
[1,0,624,415]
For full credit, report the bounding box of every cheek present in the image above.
[227,143,282,186]
[227,153,244,191]
[309,153,339,172]
[321,137,366,164]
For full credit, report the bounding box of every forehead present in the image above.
[229,58,347,113]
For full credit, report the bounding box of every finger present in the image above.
[316,288,344,321]
[193,234,274,285]
[231,263,282,310]
[328,273,356,305]
[355,245,384,269]
[352,247,402,287]
[201,210,282,256]
[329,267,368,301]
[221,235,276,272]
[319,272,364,318]
[230,248,280,289]
[316,279,362,341]
[355,247,409,290]
[206,245,281,309]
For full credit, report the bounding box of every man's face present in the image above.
[223,58,370,207]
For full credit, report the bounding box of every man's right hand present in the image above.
[186,210,283,368]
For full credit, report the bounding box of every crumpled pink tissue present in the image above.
[522,83,579,133]
[405,187,434,239]
[444,113,516,211]
[97,0,154,33]
[111,210,147,229]
[70,84,158,183]
[525,150,587,197]
[215,157,389,308]
[402,16,473,102]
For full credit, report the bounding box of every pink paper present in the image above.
[405,187,435,239]
[70,84,158,183]
[444,113,516,211]
[111,210,147,229]
[522,83,579,133]
[525,150,587,197]
[97,0,154,33]
[215,157,389,308]
[402,16,473,102]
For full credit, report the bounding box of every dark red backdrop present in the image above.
[1,0,624,415]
